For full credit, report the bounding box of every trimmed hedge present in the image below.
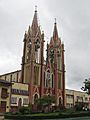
[4,111,90,119]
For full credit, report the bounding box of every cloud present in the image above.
[0,0,90,90]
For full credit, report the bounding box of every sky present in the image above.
[0,0,90,91]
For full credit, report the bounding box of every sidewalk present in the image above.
[0,113,4,120]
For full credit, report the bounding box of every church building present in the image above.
[21,8,65,107]
[0,7,65,112]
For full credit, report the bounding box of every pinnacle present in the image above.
[31,6,38,36]
[53,19,58,42]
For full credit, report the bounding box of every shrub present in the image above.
[18,106,30,114]
[74,102,84,111]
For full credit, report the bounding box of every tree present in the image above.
[74,102,84,111]
[81,78,90,94]
[36,95,55,112]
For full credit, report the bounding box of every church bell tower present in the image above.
[46,20,65,106]
[21,7,44,103]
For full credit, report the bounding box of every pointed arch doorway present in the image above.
[33,94,39,111]
[18,98,22,108]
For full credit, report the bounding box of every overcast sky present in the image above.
[0,0,90,91]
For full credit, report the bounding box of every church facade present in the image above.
[21,9,65,107]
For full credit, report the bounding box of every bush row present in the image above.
[4,111,90,119]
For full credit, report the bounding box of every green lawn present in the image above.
[59,117,90,120]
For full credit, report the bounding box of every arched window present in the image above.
[57,50,61,70]
[26,39,32,61]
[34,66,39,85]
[18,98,22,107]
[59,97,62,106]
[45,69,50,87]
[34,94,38,104]
[35,39,40,63]
[49,49,54,63]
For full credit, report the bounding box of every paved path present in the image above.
[58,117,90,120]
[35,117,90,120]
[0,116,4,120]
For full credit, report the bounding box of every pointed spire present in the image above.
[28,25,31,35]
[50,37,53,46]
[53,18,58,42]
[31,6,38,36]
[23,31,27,42]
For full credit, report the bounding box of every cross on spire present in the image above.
[35,5,37,12]
[55,18,56,24]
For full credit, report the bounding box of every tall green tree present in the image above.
[81,78,90,94]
